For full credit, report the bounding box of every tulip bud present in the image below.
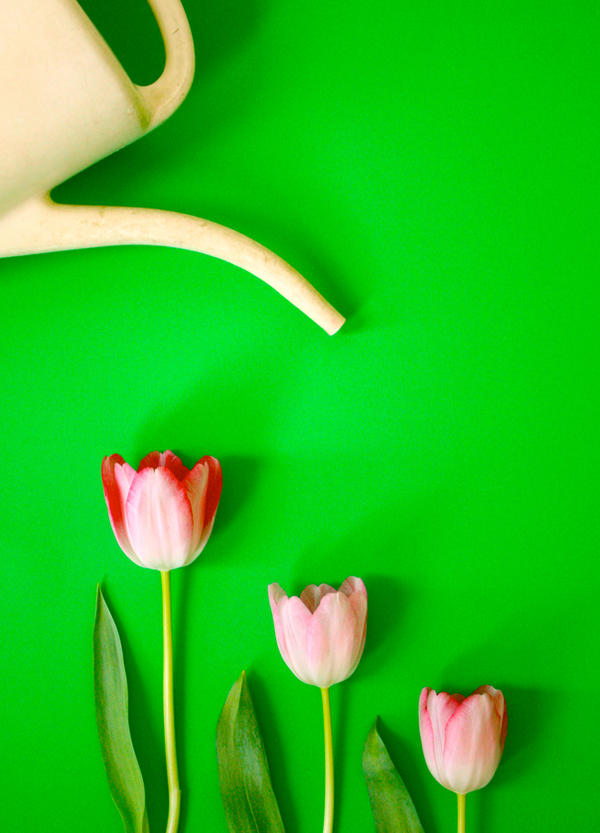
[268,577,368,688]
[101,450,222,571]
[419,685,507,795]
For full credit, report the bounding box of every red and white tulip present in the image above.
[101,450,222,571]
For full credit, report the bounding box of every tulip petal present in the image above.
[308,591,357,687]
[138,450,189,481]
[268,584,292,671]
[420,690,464,789]
[187,456,222,556]
[339,576,367,598]
[199,456,223,527]
[443,689,505,793]
[473,685,508,748]
[268,583,288,607]
[280,595,314,683]
[125,466,193,570]
[300,583,336,612]
[345,580,368,656]
[101,455,138,562]
[419,688,439,783]
[184,460,209,556]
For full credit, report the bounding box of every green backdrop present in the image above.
[2,0,597,830]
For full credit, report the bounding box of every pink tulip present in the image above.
[419,685,507,795]
[101,450,222,570]
[268,577,367,688]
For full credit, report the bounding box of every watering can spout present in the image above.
[0,0,345,334]
[0,196,345,335]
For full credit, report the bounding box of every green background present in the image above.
[1,0,597,830]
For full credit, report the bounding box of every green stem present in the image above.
[457,793,466,833]
[161,571,181,833]
[321,687,334,833]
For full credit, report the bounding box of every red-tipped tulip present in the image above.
[419,685,507,795]
[268,577,367,688]
[101,450,222,571]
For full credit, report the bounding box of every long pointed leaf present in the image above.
[217,671,285,833]
[363,719,424,833]
[94,587,149,833]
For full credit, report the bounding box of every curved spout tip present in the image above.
[0,196,345,335]
[325,311,345,336]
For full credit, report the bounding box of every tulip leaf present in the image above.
[94,587,150,833]
[217,671,285,833]
[363,719,424,833]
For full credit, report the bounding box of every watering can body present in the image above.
[0,0,152,217]
[0,0,343,334]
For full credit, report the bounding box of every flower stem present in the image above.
[321,687,334,833]
[161,571,181,833]
[457,793,466,833]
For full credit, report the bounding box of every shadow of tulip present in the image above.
[474,682,553,833]
[98,581,168,832]
[441,632,556,833]
[115,363,276,825]
[135,451,259,541]
[133,361,269,434]
[331,678,360,831]
[496,684,552,782]
[442,659,554,785]
[167,452,262,831]
[131,396,267,568]
[283,555,413,828]
[361,573,406,658]
[132,384,269,513]
[290,535,410,681]
[170,569,191,833]
[210,454,262,535]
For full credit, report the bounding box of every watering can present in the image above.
[0,0,344,334]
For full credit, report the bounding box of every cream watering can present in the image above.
[0,0,344,334]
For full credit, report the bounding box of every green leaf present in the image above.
[93,587,150,833]
[217,671,285,833]
[363,719,424,833]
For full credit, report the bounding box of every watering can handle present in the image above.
[136,0,195,129]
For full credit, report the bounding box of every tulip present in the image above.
[101,449,222,833]
[419,685,507,833]
[101,449,222,571]
[268,577,367,833]
[268,577,367,688]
